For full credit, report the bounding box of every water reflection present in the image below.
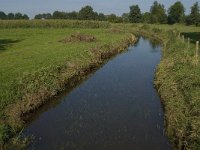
[24,37,171,150]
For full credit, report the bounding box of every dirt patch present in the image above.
[109,27,123,33]
[59,32,97,43]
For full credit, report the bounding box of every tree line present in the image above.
[0,12,29,20]
[128,1,200,26]
[0,1,199,26]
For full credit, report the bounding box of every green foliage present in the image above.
[122,13,129,23]
[107,14,123,23]
[14,13,29,20]
[129,5,142,23]
[186,2,200,26]
[53,11,67,19]
[35,13,52,19]
[98,13,106,21]
[7,13,15,20]
[35,6,108,21]
[168,1,185,24]
[68,11,79,20]
[0,12,29,20]
[142,12,151,23]
[78,5,96,20]
[150,1,167,24]
[0,125,11,144]
[0,11,7,20]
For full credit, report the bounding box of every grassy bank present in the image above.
[138,25,200,149]
[0,26,136,146]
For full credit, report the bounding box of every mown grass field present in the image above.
[0,28,128,107]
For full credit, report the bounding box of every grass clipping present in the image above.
[59,32,97,43]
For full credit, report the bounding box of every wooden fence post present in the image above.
[178,32,181,39]
[188,38,190,49]
[196,41,199,57]
[182,35,185,43]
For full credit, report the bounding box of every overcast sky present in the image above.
[0,0,199,18]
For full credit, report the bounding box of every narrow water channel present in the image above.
[24,37,171,150]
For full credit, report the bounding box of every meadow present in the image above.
[0,20,200,149]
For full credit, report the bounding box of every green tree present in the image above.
[78,5,95,20]
[186,2,200,26]
[129,5,142,23]
[14,13,23,19]
[98,13,106,21]
[7,13,15,20]
[14,13,29,20]
[168,1,185,24]
[122,13,129,23]
[150,1,167,24]
[43,13,52,19]
[142,12,151,23]
[107,14,123,23]
[0,11,7,20]
[67,11,78,20]
[35,14,43,19]
[53,11,66,19]
[35,13,52,19]
[94,12,99,20]
[23,14,29,20]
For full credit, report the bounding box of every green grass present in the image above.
[0,28,131,108]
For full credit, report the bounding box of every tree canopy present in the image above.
[129,5,142,23]
[150,1,167,24]
[186,2,200,26]
[0,12,29,20]
[168,1,185,24]
[78,5,96,20]
[0,11,7,20]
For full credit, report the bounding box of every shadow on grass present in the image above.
[0,39,21,51]
[182,32,200,44]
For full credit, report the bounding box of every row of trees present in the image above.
[34,6,125,23]
[35,6,107,21]
[0,1,199,26]
[128,1,200,26]
[34,1,199,26]
[0,12,29,20]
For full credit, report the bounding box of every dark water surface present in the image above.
[24,37,171,150]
